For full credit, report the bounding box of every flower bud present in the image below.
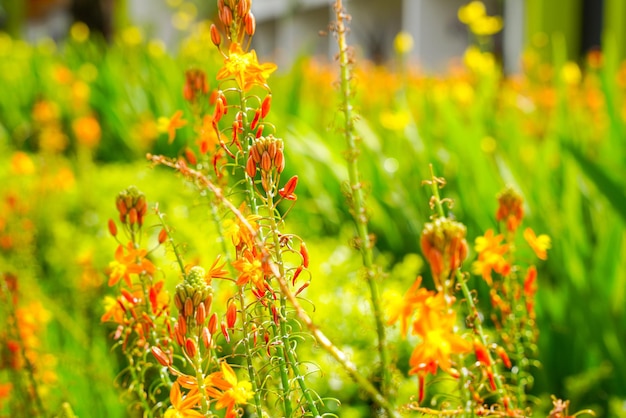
[274,150,285,173]
[201,326,212,348]
[185,337,197,358]
[108,219,117,237]
[261,95,271,118]
[196,301,206,325]
[300,241,309,268]
[158,228,168,244]
[208,312,218,334]
[210,23,221,46]
[260,151,272,172]
[151,346,170,367]
[246,155,257,178]
[226,301,237,329]
[221,321,230,343]
[244,11,256,36]
[184,297,194,318]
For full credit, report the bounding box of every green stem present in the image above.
[191,337,211,415]
[268,193,320,416]
[207,197,265,416]
[333,0,390,402]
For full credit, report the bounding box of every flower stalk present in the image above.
[333,0,391,402]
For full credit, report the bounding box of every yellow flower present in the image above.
[561,61,582,86]
[393,31,414,55]
[523,228,551,260]
[458,1,486,25]
[216,43,277,91]
[160,110,187,144]
[206,362,254,418]
[470,15,503,36]
[10,152,36,175]
[164,382,203,418]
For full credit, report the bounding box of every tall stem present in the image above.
[268,194,320,417]
[333,0,390,402]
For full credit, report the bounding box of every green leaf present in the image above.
[563,141,626,224]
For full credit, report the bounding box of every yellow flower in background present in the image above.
[158,110,188,143]
[459,1,502,36]
[523,228,551,260]
[464,45,496,74]
[217,43,277,91]
[458,1,486,25]
[10,152,36,175]
[394,31,414,55]
[121,26,143,46]
[70,22,90,43]
[380,110,410,131]
[561,62,582,86]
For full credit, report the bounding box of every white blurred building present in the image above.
[251,0,525,72]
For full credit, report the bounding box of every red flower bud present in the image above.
[151,346,171,367]
[185,337,197,358]
[261,95,271,118]
[108,219,117,237]
[226,301,237,329]
[210,23,221,46]
[158,228,167,244]
[279,175,298,201]
[221,321,230,343]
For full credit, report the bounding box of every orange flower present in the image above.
[408,306,471,402]
[197,115,220,154]
[72,115,101,148]
[107,243,156,287]
[205,362,254,418]
[164,382,203,418]
[387,277,435,337]
[223,205,260,250]
[232,249,267,292]
[166,110,188,144]
[523,228,551,260]
[216,43,277,91]
[471,229,511,284]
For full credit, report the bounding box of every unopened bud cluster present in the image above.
[214,0,255,44]
[173,266,215,356]
[246,135,285,191]
[496,187,524,233]
[183,69,209,104]
[115,186,147,227]
[421,217,468,290]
